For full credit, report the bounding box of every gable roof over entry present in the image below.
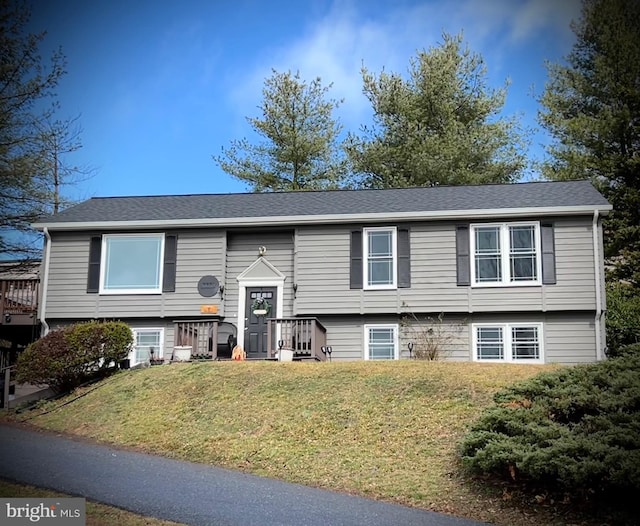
[33,180,611,231]
[237,257,286,281]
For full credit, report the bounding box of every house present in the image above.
[0,260,41,365]
[32,180,611,366]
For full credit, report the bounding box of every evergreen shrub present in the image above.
[460,354,640,505]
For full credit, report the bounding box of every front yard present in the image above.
[4,360,586,525]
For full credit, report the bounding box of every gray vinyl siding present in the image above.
[48,312,597,366]
[462,217,597,312]
[398,223,469,311]
[468,312,596,364]
[320,315,403,361]
[320,314,468,362]
[295,227,361,313]
[166,230,225,316]
[45,230,225,320]
[224,231,295,326]
[295,218,598,315]
[543,314,597,364]
[295,224,468,315]
[46,233,97,318]
[321,317,367,361]
[318,312,596,365]
[543,219,596,310]
[43,218,601,364]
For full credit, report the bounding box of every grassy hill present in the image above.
[7,361,568,525]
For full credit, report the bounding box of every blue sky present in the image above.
[29,0,582,200]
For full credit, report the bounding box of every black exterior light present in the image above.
[321,346,333,362]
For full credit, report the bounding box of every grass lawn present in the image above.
[4,361,584,525]
[0,480,184,526]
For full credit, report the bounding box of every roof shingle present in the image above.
[35,180,610,226]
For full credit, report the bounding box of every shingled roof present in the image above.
[34,180,611,230]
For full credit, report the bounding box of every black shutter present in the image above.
[162,234,178,292]
[397,228,411,288]
[87,235,102,293]
[350,230,363,289]
[541,223,556,285]
[456,225,470,286]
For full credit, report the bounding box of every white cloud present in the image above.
[228,1,447,131]
[226,0,580,134]
[508,0,581,42]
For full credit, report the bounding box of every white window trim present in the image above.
[363,226,397,290]
[130,327,165,366]
[470,222,542,287]
[99,233,165,295]
[364,323,399,360]
[472,323,544,363]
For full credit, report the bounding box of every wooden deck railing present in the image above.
[1,279,40,324]
[266,318,327,361]
[174,320,238,359]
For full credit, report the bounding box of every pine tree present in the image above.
[215,70,347,192]
[539,0,640,288]
[346,33,527,189]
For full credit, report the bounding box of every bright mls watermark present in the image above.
[1,498,85,525]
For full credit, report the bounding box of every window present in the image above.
[100,234,164,294]
[363,227,397,289]
[364,324,399,360]
[471,223,541,286]
[473,323,543,363]
[476,326,504,360]
[131,328,164,365]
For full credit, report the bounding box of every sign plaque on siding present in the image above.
[197,275,219,297]
[200,305,218,314]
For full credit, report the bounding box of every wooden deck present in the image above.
[174,320,237,360]
[0,279,39,326]
[267,318,327,361]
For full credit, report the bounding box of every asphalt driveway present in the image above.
[0,424,488,526]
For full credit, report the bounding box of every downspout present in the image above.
[592,210,604,360]
[40,227,52,336]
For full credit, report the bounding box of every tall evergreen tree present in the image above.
[539,0,640,288]
[346,33,527,189]
[215,70,347,192]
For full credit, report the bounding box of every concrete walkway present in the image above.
[0,424,488,526]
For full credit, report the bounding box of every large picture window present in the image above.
[363,227,397,289]
[100,234,164,294]
[364,324,399,360]
[471,223,541,286]
[473,323,543,363]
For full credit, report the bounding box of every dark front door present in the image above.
[245,287,277,358]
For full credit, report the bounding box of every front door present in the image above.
[245,287,277,358]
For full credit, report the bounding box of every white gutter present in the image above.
[40,227,52,336]
[593,210,604,360]
[33,204,613,232]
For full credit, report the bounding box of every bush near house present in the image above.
[459,354,640,514]
[605,282,640,356]
[17,321,132,392]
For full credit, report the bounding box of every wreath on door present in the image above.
[251,297,271,316]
